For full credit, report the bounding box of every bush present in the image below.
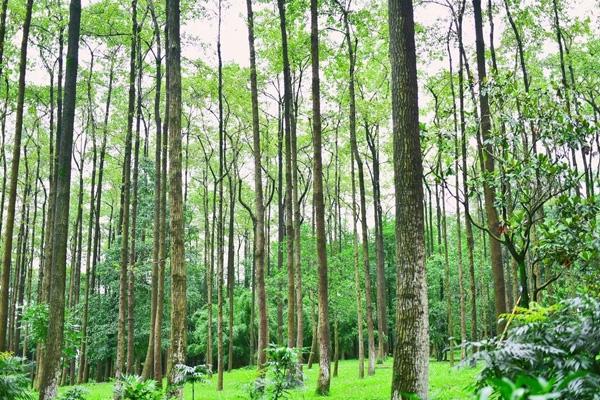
[0,352,33,400]
[115,375,163,400]
[250,346,302,400]
[471,296,600,399]
[58,386,88,400]
[171,364,210,400]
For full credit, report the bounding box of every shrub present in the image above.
[250,346,302,400]
[471,296,600,399]
[0,352,33,400]
[58,386,88,400]
[115,375,163,400]
[171,364,210,400]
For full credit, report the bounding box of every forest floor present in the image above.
[55,359,478,399]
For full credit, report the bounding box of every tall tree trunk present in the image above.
[366,125,388,361]
[447,37,467,359]
[388,0,429,398]
[276,99,284,347]
[38,0,82,396]
[153,63,168,382]
[472,0,507,331]
[216,0,225,389]
[127,29,143,373]
[142,2,161,378]
[166,0,186,394]
[310,0,331,394]
[0,0,33,351]
[116,0,138,382]
[227,174,236,372]
[276,0,296,351]
[351,151,365,378]
[246,0,268,370]
[338,3,376,375]
[80,59,113,383]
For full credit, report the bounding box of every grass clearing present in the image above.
[56,359,478,399]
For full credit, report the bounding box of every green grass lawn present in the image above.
[57,360,479,399]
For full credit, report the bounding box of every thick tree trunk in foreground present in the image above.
[388,1,429,398]
[0,0,33,352]
[310,0,331,394]
[166,0,187,395]
[38,0,81,397]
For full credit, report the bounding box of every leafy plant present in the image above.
[250,346,302,400]
[114,375,163,400]
[172,364,210,400]
[0,352,33,400]
[58,385,88,400]
[471,296,600,399]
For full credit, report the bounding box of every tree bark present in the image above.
[166,0,186,394]
[141,0,161,379]
[472,0,507,331]
[246,0,268,370]
[388,0,429,398]
[0,0,34,351]
[116,0,138,382]
[310,0,331,394]
[38,0,82,396]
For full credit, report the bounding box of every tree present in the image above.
[166,0,187,396]
[310,0,331,395]
[388,0,429,398]
[246,0,268,370]
[38,0,82,396]
[0,0,34,352]
[471,0,508,328]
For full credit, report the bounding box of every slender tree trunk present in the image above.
[276,99,284,347]
[447,38,467,359]
[153,67,168,382]
[116,0,138,383]
[142,1,161,378]
[310,0,331,394]
[472,0,507,331]
[127,29,143,373]
[351,151,365,378]
[216,0,225,389]
[276,0,296,351]
[246,0,268,370]
[38,0,82,396]
[388,0,429,398]
[335,5,375,373]
[0,0,34,351]
[227,174,236,371]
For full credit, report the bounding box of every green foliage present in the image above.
[0,353,33,400]
[115,375,163,400]
[171,364,211,400]
[22,304,49,344]
[251,346,302,400]
[58,386,89,400]
[472,296,600,399]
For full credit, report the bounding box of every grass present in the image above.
[57,359,479,399]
